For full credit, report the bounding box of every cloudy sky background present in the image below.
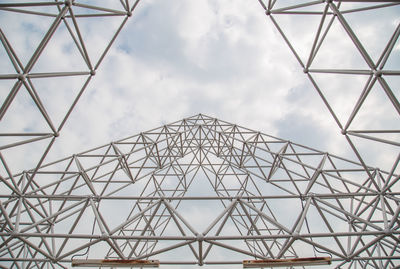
[0,1,399,193]
[0,0,399,267]
[59,0,399,171]
[0,0,399,175]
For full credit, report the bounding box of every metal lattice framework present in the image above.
[0,114,399,268]
[259,0,400,177]
[0,0,140,177]
[0,0,399,268]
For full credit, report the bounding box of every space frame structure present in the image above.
[0,114,399,268]
[0,0,399,268]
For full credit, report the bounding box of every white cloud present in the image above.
[41,0,391,167]
[0,0,396,187]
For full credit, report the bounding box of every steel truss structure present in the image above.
[258,0,400,176]
[0,0,399,268]
[0,114,399,268]
[0,0,140,177]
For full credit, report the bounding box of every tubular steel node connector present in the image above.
[17,74,26,81]
[374,70,383,77]
[64,0,73,7]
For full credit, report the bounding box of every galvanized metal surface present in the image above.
[0,114,399,268]
[0,0,399,268]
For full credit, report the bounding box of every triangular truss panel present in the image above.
[0,0,139,176]
[0,114,399,268]
[260,0,400,173]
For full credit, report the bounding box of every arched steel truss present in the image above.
[0,114,399,268]
[0,0,399,268]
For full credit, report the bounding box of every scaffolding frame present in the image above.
[0,1,399,268]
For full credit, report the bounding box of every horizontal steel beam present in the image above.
[2,230,398,240]
[243,257,331,268]
[71,259,159,268]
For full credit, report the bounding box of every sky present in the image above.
[45,1,345,157]
[0,0,399,174]
[49,0,398,172]
[0,0,399,267]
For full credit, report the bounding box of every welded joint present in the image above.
[10,231,19,238]
[101,232,109,240]
[384,228,392,236]
[18,74,26,81]
[50,257,58,264]
[347,218,355,225]
[90,195,100,203]
[64,0,74,7]
[292,232,300,240]
[196,233,204,242]
[373,70,382,77]
[301,192,315,201]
